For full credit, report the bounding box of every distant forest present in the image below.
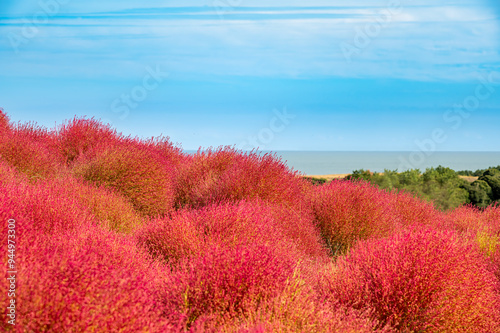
[308,165,500,211]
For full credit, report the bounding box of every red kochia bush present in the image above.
[0,122,60,180]
[0,175,173,332]
[160,244,297,328]
[0,160,24,185]
[0,174,96,236]
[445,204,500,236]
[0,107,10,132]
[232,308,394,333]
[309,180,400,255]
[221,270,395,333]
[49,176,144,233]
[0,174,94,330]
[72,143,176,217]
[175,147,309,211]
[321,227,500,332]
[7,224,170,332]
[141,135,186,172]
[136,200,328,266]
[55,117,122,164]
[389,189,445,227]
[445,204,500,278]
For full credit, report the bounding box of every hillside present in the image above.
[1,110,500,332]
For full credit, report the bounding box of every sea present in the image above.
[184,151,500,176]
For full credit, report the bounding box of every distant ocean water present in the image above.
[184,151,500,175]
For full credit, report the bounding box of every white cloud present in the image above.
[0,0,498,82]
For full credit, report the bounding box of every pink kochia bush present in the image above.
[320,227,500,332]
[55,117,123,164]
[220,273,396,333]
[0,107,9,131]
[0,172,96,236]
[232,309,394,333]
[309,180,400,255]
[0,168,99,329]
[10,226,170,332]
[72,143,176,217]
[136,200,328,266]
[160,244,297,328]
[0,176,171,332]
[0,121,60,180]
[389,189,445,226]
[175,147,310,211]
[141,135,187,172]
[445,204,500,237]
[49,176,144,233]
[445,204,500,277]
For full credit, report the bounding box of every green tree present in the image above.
[479,170,500,201]
[467,180,493,208]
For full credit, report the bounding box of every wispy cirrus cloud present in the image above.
[1,1,497,81]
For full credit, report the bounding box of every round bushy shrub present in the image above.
[55,117,122,164]
[222,278,395,333]
[50,176,144,233]
[0,175,96,235]
[446,204,500,277]
[0,108,10,132]
[136,200,328,266]
[72,144,176,217]
[0,176,95,330]
[309,180,400,256]
[320,227,500,332]
[175,147,309,212]
[160,244,297,327]
[3,224,170,332]
[141,135,186,171]
[0,123,60,180]
[388,189,445,227]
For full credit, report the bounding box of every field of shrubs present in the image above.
[1,109,500,332]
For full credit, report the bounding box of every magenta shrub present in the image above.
[446,204,500,279]
[136,200,328,266]
[72,143,176,217]
[175,147,309,211]
[0,175,96,236]
[55,117,122,164]
[141,135,186,171]
[389,189,445,227]
[445,204,500,235]
[49,176,144,233]
[321,227,500,332]
[6,225,170,332]
[0,107,9,132]
[0,176,93,330]
[309,180,400,255]
[160,244,297,328]
[0,122,61,180]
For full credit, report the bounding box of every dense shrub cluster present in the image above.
[319,227,500,332]
[72,143,177,217]
[1,111,500,332]
[0,121,61,180]
[308,180,399,256]
[174,147,309,212]
[136,200,328,267]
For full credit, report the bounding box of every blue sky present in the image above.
[0,0,499,151]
